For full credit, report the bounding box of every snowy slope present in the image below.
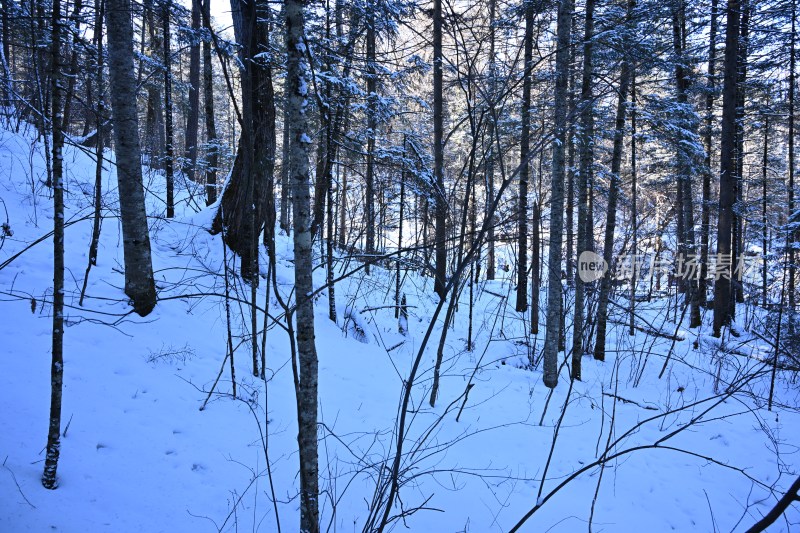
[1,122,799,532]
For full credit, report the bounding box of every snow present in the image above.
[1,120,799,532]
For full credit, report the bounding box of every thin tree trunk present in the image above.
[672,0,700,327]
[594,6,632,362]
[184,0,201,182]
[163,3,175,219]
[42,0,64,489]
[516,2,533,313]
[531,201,540,336]
[629,68,637,336]
[79,0,105,307]
[790,1,797,310]
[543,0,573,388]
[365,8,377,274]
[762,114,769,307]
[485,0,496,281]
[433,0,447,300]
[202,0,217,205]
[285,0,319,529]
[571,0,595,380]
[700,0,719,307]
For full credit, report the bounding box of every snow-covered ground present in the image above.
[1,121,799,532]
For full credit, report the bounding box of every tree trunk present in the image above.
[571,0,595,380]
[790,1,797,311]
[485,0,496,281]
[212,0,276,281]
[629,68,637,336]
[713,0,740,336]
[594,4,632,362]
[433,0,447,300]
[516,2,533,313]
[285,0,319,529]
[42,0,64,489]
[202,0,217,205]
[163,3,175,219]
[699,0,718,308]
[144,0,165,169]
[184,0,201,182]
[672,0,700,327]
[365,8,377,273]
[542,0,573,388]
[106,0,157,316]
[531,201,540,336]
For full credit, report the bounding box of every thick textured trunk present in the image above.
[184,0,201,182]
[106,0,157,316]
[713,0,740,336]
[212,0,276,280]
[42,0,64,489]
[433,0,447,299]
[516,3,533,313]
[542,0,573,388]
[572,0,595,379]
[285,0,319,530]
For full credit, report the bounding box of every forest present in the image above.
[1,0,800,530]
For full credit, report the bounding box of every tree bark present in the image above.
[285,0,319,529]
[543,0,573,388]
[106,0,157,316]
[594,3,632,362]
[713,0,740,336]
[184,0,201,182]
[202,0,217,205]
[699,0,718,308]
[163,3,175,219]
[516,2,533,313]
[571,0,595,379]
[433,0,447,300]
[42,0,64,489]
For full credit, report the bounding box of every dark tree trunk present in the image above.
[516,2,533,313]
[543,0,573,387]
[713,0,740,336]
[594,2,632,362]
[790,1,797,310]
[672,0,700,327]
[163,3,175,219]
[365,8,377,273]
[531,201,540,336]
[202,0,217,205]
[571,0,595,379]
[184,0,201,182]
[433,0,447,299]
[699,0,719,307]
[42,0,64,489]
[212,0,276,281]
